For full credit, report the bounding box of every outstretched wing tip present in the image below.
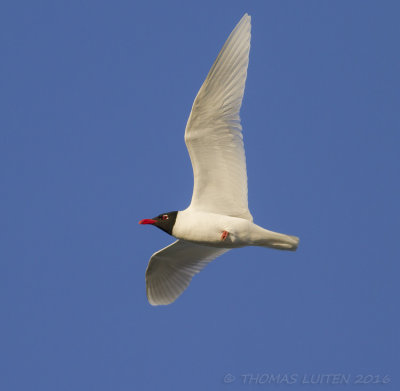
[240,13,251,28]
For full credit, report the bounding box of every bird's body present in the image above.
[173,210,298,250]
[139,14,299,305]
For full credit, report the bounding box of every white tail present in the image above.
[252,226,299,251]
[266,234,299,251]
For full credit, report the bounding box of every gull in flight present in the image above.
[140,14,299,305]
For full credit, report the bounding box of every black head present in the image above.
[139,211,178,236]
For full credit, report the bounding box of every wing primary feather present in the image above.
[145,240,229,305]
[184,14,253,221]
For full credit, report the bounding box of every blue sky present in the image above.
[1,0,399,390]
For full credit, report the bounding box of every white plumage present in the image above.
[185,14,252,221]
[141,14,299,306]
[146,240,229,306]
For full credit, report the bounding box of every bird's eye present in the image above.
[162,214,169,220]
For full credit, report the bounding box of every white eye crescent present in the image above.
[162,214,169,220]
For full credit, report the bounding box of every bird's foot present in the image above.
[221,230,229,241]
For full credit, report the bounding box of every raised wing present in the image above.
[185,14,253,221]
[145,240,229,306]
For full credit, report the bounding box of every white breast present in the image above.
[172,210,256,248]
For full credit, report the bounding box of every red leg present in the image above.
[221,230,229,241]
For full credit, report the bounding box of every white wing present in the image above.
[145,240,229,306]
[185,14,253,221]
